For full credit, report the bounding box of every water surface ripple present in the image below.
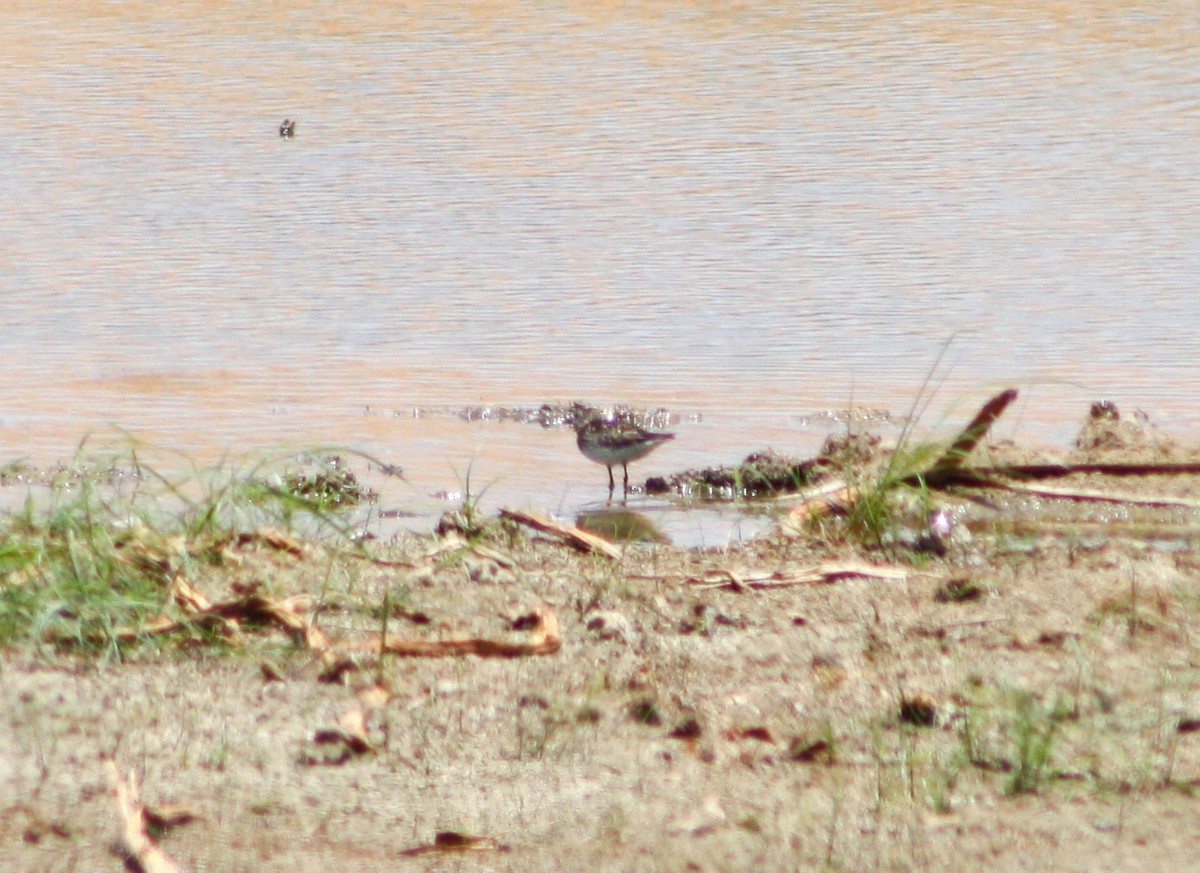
[3,2,1199,536]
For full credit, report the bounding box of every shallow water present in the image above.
[4,1,1200,541]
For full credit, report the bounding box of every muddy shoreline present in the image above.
[4,398,1200,871]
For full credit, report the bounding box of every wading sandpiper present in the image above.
[573,411,674,498]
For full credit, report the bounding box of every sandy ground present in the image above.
[4,413,1200,872]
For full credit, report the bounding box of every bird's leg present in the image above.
[623,464,631,495]
[607,465,616,496]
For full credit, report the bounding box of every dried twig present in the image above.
[924,388,1019,477]
[112,582,560,661]
[984,479,1200,508]
[781,479,859,527]
[499,508,622,559]
[690,563,906,591]
[331,610,561,658]
[107,761,184,873]
[399,831,505,856]
[308,707,375,763]
[987,461,1200,479]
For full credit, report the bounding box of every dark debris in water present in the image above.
[660,428,891,500]
[560,402,680,432]
[817,431,884,469]
[457,404,573,426]
[283,456,376,507]
[796,406,893,428]
[434,509,485,539]
[1074,400,1172,455]
[383,402,694,431]
[668,449,820,500]
[0,459,147,490]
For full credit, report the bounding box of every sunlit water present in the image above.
[4,1,1200,543]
